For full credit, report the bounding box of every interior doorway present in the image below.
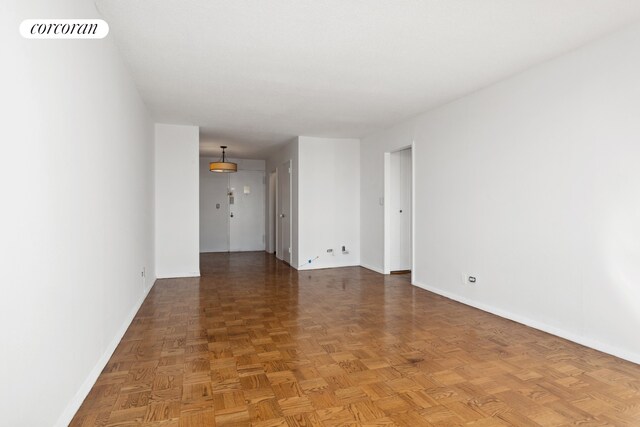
[276,160,292,265]
[385,146,412,274]
[267,171,277,253]
[199,170,265,252]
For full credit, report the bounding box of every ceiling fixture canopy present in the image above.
[209,146,237,173]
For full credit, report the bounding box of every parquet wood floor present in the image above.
[71,252,640,426]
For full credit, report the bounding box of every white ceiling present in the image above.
[96,0,640,158]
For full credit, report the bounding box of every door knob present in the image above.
[230,213,234,217]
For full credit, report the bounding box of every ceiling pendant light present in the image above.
[209,145,237,173]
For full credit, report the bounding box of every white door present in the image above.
[229,170,265,251]
[199,168,230,252]
[390,148,412,271]
[268,171,277,253]
[277,161,291,264]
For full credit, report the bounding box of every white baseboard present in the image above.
[360,263,384,274]
[54,278,157,427]
[298,262,361,271]
[412,280,640,366]
[156,271,200,279]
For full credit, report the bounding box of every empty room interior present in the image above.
[4,1,640,426]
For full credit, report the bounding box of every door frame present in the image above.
[274,166,280,259]
[274,160,292,263]
[267,171,277,253]
[383,143,415,279]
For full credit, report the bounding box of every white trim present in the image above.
[54,278,157,427]
[412,279,640,365]
[410,140,415,285]
[156,271,200,279]
[360,263,384,274]
[298,262,362,271]
[267,171,277,254]
[288,159,293,266]
[274,166,280,260]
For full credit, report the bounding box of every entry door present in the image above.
[390,148,412,271]
[229,170,265,251]
[200,169,229,252]
[277,161,291,264]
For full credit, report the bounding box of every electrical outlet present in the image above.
[461,273,476,285]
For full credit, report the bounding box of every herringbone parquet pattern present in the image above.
[70,252,640,426]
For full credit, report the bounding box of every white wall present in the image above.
[298,136,360,270]
[155,124,200,278]
[0,1,155,426]
[265,137,361,270]
[361,123,415,273]
[361,23,640,363]
[199,157,265,252]
[266,139,299,266]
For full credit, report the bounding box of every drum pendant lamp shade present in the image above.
[209,146,237,173]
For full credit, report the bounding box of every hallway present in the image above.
[71,253,640,426]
